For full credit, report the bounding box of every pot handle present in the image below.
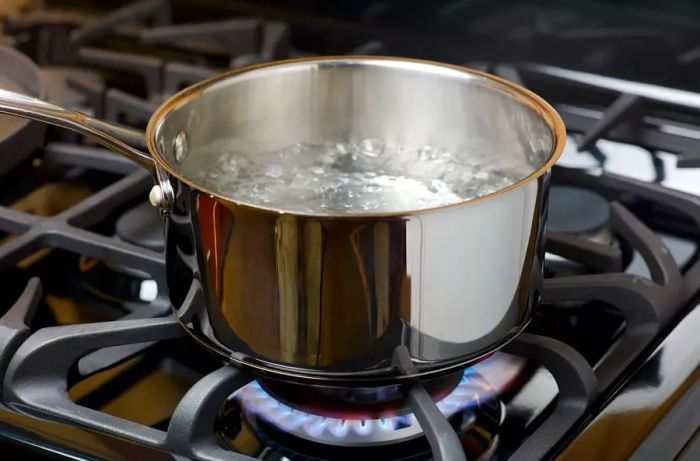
[0,88,153,170]
[0,88,174,213]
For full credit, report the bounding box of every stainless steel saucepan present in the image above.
[0,56,565,385]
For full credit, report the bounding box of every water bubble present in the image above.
[358,200,380,211]
[428,179,449,195]
[310,166,325,175]
[294,142,309,152]
[360,139,385,157]
[434,148,454,163]
[265,164,283,178]
[335,143,351,154]
[456,185,478,197]
[219,158,235,172]
[417,145,436,160]
[318,152,336,164]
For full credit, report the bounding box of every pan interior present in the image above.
[152,58,557,215]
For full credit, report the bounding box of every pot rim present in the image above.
[146,55,566,218]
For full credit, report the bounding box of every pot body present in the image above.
[0,56,563,384]
[149,57,563,384]
[166,171,549,384]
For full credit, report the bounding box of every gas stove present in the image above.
[0,1,700,460]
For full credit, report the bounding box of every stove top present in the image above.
[1,1,700,460]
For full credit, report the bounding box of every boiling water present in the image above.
[182,139,534,214]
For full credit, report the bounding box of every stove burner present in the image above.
[548,184,610,234]
[257,371,462,419]
[233,370,496,447]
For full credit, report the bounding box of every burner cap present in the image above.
[548,185,610,234]
[115,201,164,252]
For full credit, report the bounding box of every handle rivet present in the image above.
[173,131,189,163]
[149,185,164,207]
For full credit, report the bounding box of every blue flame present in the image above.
[233,370,490,441]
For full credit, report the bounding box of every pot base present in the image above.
[171,298,532,386]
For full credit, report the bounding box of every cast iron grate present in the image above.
[493,63,700,168]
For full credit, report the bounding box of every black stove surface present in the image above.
[1,1,700,460]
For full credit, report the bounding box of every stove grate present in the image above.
[2,2,700,460]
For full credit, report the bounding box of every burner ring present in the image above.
[232,371,499,447]
[256,371,463,419]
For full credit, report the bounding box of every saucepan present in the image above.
[0,56,565,385]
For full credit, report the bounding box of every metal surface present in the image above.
[0,279,40,401]
[520,63,700,110]
[168,174,548,383]
[69,0,171,46]
[3,2,700,460]
[0,56,565,383]
[557,301,700,460]
[0,88,153,170]
[0,45,46,177]
[393,346,466,461]
[501,333,598,461]
[0,312,257,461]
[629,378,700,460]
[513,62,700,167]
[155,56,564,382]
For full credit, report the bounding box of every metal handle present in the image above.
[0,88,154,171]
